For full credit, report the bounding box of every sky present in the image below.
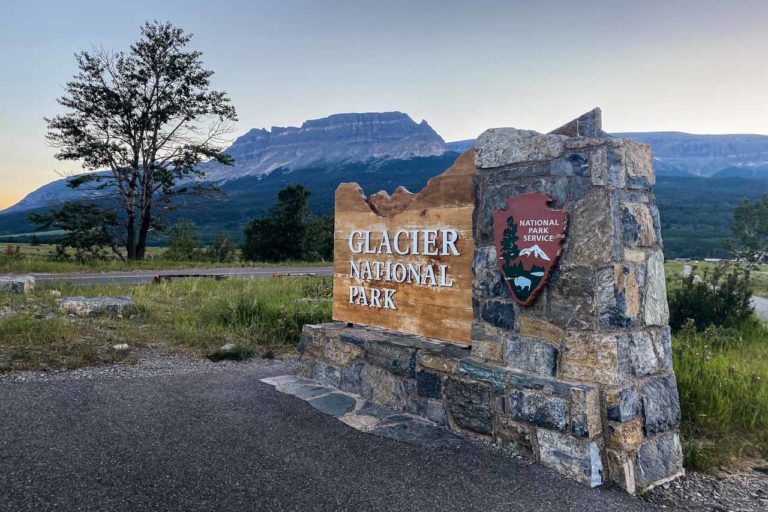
[1,0,767,210]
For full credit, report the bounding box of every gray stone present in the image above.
[641,373,681,435]
[644,251,669,326]
[508,370,593,399]
[625,331,661,377]
[495,417,534,457]
[479,299,515,330]
[606,148,627,188]
[549,108,602,138]
[472,246,504,297]
[475,128,566,169]
[596,268,636,329]
[0,275,35,294]
[458,359,506,394]
[312,361,341,388]
[550,153,589,177]
[370,419,467,452]
[416,370,442,399]
[444,377,493,435]
[651,327,672,370]
[536,430,603,487]
[340,361,366,394]
[364,339,417,378]
[57,296,136,317]
[546,266,596,330]
[636,432,684,489]
[504,336,557,377]
[308,393,357,417]
[360,365,406,411]
[566,188,614,267]
[508,390,568,431]
[607,387,639,423]
[405,397,448,426]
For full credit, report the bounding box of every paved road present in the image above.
[752,296,768,321]
[28,266,334,287]
[0,358,667,512]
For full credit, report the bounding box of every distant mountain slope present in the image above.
[613,132,768,177]
[712,166,768,179]
[203,111,447,181]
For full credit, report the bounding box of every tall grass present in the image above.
[0,276,333,372]
[674,317,768,470]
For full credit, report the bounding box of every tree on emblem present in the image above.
[501,216,519,263]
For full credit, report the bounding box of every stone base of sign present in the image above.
[300,322,622,487]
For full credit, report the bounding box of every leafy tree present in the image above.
[205,232,237,263]
[30,202,123,262]
[724,194,768,262]
[45,21,237,260]
[668,264,753,331]
[242,185,331,262]
[164,219,200,261]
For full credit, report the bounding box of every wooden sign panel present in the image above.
[332,150,476,345]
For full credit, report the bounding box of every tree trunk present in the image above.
[126,212,137,260]
[136,205,152,260]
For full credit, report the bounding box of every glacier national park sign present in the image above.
[493,193,567,305]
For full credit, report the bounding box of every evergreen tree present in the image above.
[501,216,520,263]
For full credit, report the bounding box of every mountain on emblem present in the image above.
[492,193,567,306]
[519,244,550,261]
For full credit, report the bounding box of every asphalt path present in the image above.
[0,358,668,512]
[28,266,334,287]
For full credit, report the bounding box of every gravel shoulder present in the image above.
[1,352,664,512]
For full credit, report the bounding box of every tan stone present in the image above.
[569,188,614,265]
[645,251,670,326]
[614,265,640,319]
[325,338,363,366]
[472,339,503,362]
[589,147,608,185]
[623,140,655,187]
[303,339,326,361]
[418,353,461,375]
[624,203,656,247]
[624,248,646,264]
[560,332,620,385]
[606,418,644,451]
[605,449,637,495]
[519,317,565,344]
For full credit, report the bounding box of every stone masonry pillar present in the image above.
[470,109,684,493]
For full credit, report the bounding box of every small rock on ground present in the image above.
[58,296,136,316]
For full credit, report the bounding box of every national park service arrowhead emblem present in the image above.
[493,193,567,306]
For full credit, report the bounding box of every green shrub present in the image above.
[164,219,202,261]
[205,233,237,263]
[668,264,753,331]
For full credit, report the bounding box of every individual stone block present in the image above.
[606,147,627,188]
[360,365,406,411]
[596,267,639,329]
[312,361,341,388]
[508,390,568,431]
[621,203,657,247]
[549,108,602,138]
[475,128,566,169]
[623,140,655,190]
[569,387,601,439]
[621,330,669,377]
[444,377,494,435]
[405,397,448,426]
[472,245,505,297]
[605,449,637,494]
[560,332,621,385]
[340,361,366,394]
[636,432,684,490]
[641,373,681,435]
[364,339,417,378]
[589,147,608,186]
[458,358,506,394]
[606,387,640,422]
[549,153,589,177]
[417,349,463,375]
[606,418,644,451]
[416,370,442,399]
[0,275,35,294]
[479,299,516,330]
[471,338,504,363]
[58,296,137,317]
[546,266,597,330]
[504,335,557,377]
[644,251,669,326]
[325,337,363,366]
[298,332,326,360]
[518,316,565,344]
[494,417,534,457]
[536,430,603,487]
[566,188,614,266]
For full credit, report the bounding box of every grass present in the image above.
[665,260,768,297]
[0,276,332,373]
[0,243,327,273]
[673,317,768,471]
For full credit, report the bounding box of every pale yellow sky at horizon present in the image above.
[1,0,767,210]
